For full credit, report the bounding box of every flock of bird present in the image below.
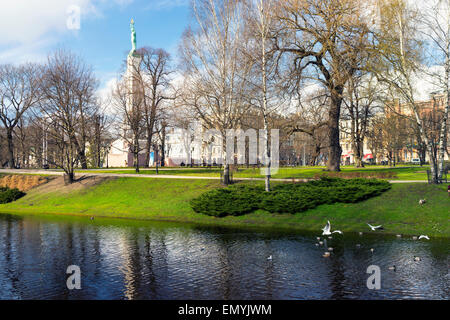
[267,198,432,269]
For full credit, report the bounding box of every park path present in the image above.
[0,169,428,183]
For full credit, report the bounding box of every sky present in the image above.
[0,0,191,89]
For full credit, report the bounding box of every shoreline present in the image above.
[0,176,448,238]
[1,209,449,239]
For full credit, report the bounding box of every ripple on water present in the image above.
[0,214,448,300]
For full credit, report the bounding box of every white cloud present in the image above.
[0,0,134,64]
[0,1,99,46]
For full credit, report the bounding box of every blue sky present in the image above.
[0,0,190,88]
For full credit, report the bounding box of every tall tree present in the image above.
[179,0,252,184]
[38,50,98,183]
[375,0,447,183]
[111,77,146,173]
[133,47,173,167]
[420,0,450,181]
[0,64,42,169]
[244,0,282,191]
[342,73,381,167]
[274,0,373,172]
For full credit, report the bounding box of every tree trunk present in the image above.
[78,150,88,169]
[327,91,343,171]
[145,127,153,168]
[134,137,140,173]
[6,129,15,169]
[353,139,364,168]
[438,49,450,181]
[161,124,166,167]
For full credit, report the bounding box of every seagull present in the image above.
[322,221,343,235]
[418,235,430,240]
[419,199,426,205]
[267,255,272,261]
[367,223,384,231]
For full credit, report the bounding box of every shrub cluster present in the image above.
[0,187,26,204]
[190,177,391,217]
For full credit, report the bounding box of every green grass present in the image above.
[73,165,429,180]
[0,177,448,237]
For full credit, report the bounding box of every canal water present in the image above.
[0,213,448,300]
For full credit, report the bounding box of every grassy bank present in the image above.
[73,165,429,180]
[0,177,448,237]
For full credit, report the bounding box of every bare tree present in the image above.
[111,78,146,173]
[289,89,329,166]
[179,0,253,184]
[133,47,173,167]
[375,0,448,183]
[0,63,42,169]
[38,50,98,183]
[342,73,381,167]
[420,0,450,180]
[274,0,374,172]
[243,0,283,191]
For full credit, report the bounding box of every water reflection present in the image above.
[0,214,448,300]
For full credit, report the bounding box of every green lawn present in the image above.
[0,177,448,237]
[74,165,429,180]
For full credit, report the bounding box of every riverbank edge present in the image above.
[0,176,448,238]
[0,207,448,239]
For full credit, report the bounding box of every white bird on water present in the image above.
[267,255,272,261]
[418,235,430,240]
[367,223,384,231]
[322,221,343,236]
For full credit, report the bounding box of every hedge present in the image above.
[0,187,26,204]
[190,177,391,217]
